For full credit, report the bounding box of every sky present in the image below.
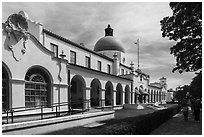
[2,2,196,90]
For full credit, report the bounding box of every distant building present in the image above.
[166,89,175,103]
[2,11,167,112]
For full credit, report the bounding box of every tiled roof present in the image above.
[43,29,114,62]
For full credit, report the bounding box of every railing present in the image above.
[2,99,116,125]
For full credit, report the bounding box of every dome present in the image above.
[19,11,29,20]
[94,24,125,53]
[94,36,125,53]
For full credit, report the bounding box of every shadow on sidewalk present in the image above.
[149,110,202,135]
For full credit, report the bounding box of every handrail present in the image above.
[2,98,117,124]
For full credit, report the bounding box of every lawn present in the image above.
[45,104,177,135]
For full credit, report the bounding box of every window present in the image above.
[126,71,128,74]
[85,56,91,68]
[107,64,111,74]
[121,69,124,75]
[70,51,76,64]
[25,68,50,108]
[97,61,102,71]
[51,43,58,57]
[2,66,9,111]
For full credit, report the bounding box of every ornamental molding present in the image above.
[3,12,30,61]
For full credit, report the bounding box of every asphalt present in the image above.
[149,109,202,135]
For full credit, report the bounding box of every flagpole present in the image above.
[137,39,139,71]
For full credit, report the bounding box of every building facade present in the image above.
[2,11,167,112]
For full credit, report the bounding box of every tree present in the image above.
[160,2,202,73]
[189,71,202,98]
[174,85,190,102]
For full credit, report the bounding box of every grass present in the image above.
[45,104,177,135]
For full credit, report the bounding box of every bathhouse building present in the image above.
[2,11,167,113]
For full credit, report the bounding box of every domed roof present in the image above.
[94,36,125,52]
[94,24,125,53]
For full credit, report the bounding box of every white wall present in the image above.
[44,34,113,74]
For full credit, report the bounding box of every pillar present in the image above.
[84,87,91,110]
[113,90,116,106]
[122,91,125,105]
[100,89,106,107]
[132,92,135,104]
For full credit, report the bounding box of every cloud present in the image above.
[2,2,195,89]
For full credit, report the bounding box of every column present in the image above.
[122,91,125,105]
[132,92,135,104]
[100,89,106,107]
[113,90,116,106]
[84,87,91,110]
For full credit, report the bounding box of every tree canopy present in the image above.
[189,71,202,98]
[174,71,202,100]
[160,2,202,73]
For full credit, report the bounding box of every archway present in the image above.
[135,87,139,103]
[138,85,143,103]
[151,90,153,102]
[156,91,158,102]
[159,91,161,102]
[147,89,150,103]
[116,83,123,105]
[105,81,113,106]
[25,66,52,108]
[2,64,11,111]
[90,78,101,108]
[125,85,130,104]
[154,90,156,102]
[70,75,86,109]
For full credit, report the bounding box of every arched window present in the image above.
[140,75,143,81]
[25,67,51,108]
[2,66,10,111]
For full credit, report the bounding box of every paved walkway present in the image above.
[149,110,202,135]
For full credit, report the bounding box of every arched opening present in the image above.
[25,66,52,108]
[156,91,158,102]
[151,90,153,102]
[90,78,101,108]
[147,89,150,103]
[116,83,123,105]
[159,91,161,102]
[138,85,143,103]
[135,87,139,103]
[2,64,11,111]
[125,85,130,104]
[70,75,86,109]
[154,90,156,102]
[105,81,113,106]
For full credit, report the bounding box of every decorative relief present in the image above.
[3,12,30,61]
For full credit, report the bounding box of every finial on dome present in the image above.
[19,11,29,20]
[105,24,113,36]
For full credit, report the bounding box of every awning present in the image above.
[139,88,149,95]
[135,89,141,95]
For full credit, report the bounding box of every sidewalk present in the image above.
[149,110,202,135]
